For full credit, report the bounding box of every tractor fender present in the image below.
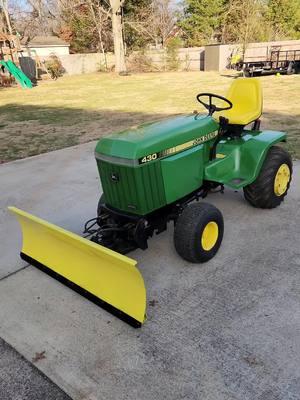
[204,130,287,189]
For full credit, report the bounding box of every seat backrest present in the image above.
[214,78,263,126]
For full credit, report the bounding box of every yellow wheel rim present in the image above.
[201,221,219,251]
[274,163,290,196]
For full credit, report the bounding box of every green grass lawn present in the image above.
[0,71,299,163]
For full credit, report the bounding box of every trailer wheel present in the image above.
[243,146,292,208]
[97,194,106,216]
[174,202,224,263]
[287,62,295,75]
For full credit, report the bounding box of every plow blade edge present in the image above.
[9,207,146,328]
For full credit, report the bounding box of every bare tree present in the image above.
[125,0,176,48]
[86,0,110,67]
[10,0,62,40]
[58,0,126,72]
[155,0,176,46]
[221,0,265,56]
[28,0,61,34]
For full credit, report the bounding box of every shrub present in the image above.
[166,37,181,71]
[127,51,156,73]
[45,54,65,79]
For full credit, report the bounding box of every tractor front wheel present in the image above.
[243,146,292,208]
[174,202,224,263]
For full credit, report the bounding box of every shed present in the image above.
[21,36,70,57]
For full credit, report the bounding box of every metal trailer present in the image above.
[237,49,300,77]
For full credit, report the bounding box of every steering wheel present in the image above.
[196,93,232,116]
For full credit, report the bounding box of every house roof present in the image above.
[21,36,70,47]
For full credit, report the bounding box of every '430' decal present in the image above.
[140,153,158,163]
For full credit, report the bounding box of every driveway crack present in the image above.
[0,265,29,282]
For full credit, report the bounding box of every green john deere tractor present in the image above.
[10,77,293,327]
[90,77,292,261]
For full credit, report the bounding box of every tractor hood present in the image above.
[95,114,219,161]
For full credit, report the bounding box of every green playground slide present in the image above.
[0,60,33,89]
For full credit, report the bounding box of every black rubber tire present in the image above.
[97,193,106,217]
[287,62,295,75]
[174,202,224,263]
[243,146,292,209]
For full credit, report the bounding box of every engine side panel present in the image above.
[161,145,204,204]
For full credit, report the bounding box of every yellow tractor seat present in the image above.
[214,78,263,126]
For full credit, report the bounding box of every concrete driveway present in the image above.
[1,142,299,400]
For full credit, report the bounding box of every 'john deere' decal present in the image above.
[139,131,218,164]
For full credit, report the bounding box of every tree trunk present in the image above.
[0,0,13,35]
[110,1,126,73]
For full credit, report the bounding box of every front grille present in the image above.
[97,160,166,215]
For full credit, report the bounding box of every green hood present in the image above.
[95,114,218,160]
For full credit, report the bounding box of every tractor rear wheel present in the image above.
[174,202,224,263]
[243,146,292,208]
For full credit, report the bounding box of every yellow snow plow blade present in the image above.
[9,207,146,327]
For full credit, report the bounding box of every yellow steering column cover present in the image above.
[274,163,290,196]
[8,206,146,327]
[201,221,219,251]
